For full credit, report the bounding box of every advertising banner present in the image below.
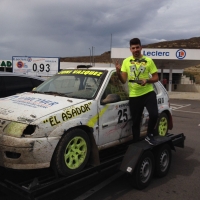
[111,48,200,60]
[12,56,60,76]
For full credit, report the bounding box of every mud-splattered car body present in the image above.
[0,66,173,171]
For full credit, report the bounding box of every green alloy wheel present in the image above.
[65,136,87,169]
[53,128,91,176]
[156,112,169,136]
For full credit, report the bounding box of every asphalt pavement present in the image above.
[168,91,200,100]
[85,98,200,200]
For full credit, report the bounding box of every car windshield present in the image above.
[34,69,106,99]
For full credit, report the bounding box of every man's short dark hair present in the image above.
[129,38,141,46]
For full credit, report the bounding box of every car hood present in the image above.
[0,92,87,123]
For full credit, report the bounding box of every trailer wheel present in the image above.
[131,151,155,190]
[156,112,168,136]
[155,144,171,178]
[53,128,91,176]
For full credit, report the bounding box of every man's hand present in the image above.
[115,60,127,84]
[140,79,148,86]
[115,60,121,74]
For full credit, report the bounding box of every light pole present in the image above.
[93,46,95,66]
[89,48,91,66]
[110,33,112,67]
[92,46,95,67]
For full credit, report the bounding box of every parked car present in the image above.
[0,66,173,176]
[0,72,45,98]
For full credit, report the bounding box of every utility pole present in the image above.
[91,47,93,67]
[110,33,112,67]
[89,48,91,66]
[93,46,95,66]
[92,46,95,67]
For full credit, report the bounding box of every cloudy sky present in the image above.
[0,0,199,60]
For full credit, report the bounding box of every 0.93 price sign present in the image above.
[32,63,50,72]
[12,56,60,77]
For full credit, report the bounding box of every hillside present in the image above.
[142,37,200,49]
[60,51,111,63]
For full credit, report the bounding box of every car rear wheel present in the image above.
[52,128,91,176]
[155,112,169,136]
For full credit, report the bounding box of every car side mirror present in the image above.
[101,94,121,105]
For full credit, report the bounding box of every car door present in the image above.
[97,72,132,146]
[0,76,6,98]
[4,76,33,96]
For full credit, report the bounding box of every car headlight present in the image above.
[4,122,36,137]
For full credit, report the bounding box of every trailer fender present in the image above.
[120,141,150,174]
[120,136,175,174]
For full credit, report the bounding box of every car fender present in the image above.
[48,117,96,137]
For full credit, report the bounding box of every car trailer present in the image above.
[0,133,185,200]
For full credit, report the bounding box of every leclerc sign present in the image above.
[111,48,200,60]
[143,50,170,57]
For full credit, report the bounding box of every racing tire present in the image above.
[131,151,155,190]
[155,144,171,178]
[52,128,91,176]
[155,112,169,136]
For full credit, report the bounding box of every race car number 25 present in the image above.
[118,108,128,123]
[32,63,50,72]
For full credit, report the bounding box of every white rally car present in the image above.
[0,66,173,176]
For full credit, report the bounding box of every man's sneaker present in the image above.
[145,136,157,145]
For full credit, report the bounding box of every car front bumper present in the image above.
[0,135,60,169]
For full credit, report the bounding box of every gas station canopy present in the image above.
[111,48,200,69]
[111,48,200,91]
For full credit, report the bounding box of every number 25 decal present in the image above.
[118,109,128,123]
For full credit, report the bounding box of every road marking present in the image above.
[170,104,191,110]
[173,110,200,114]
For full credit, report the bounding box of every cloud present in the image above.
[0,0,199,60]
